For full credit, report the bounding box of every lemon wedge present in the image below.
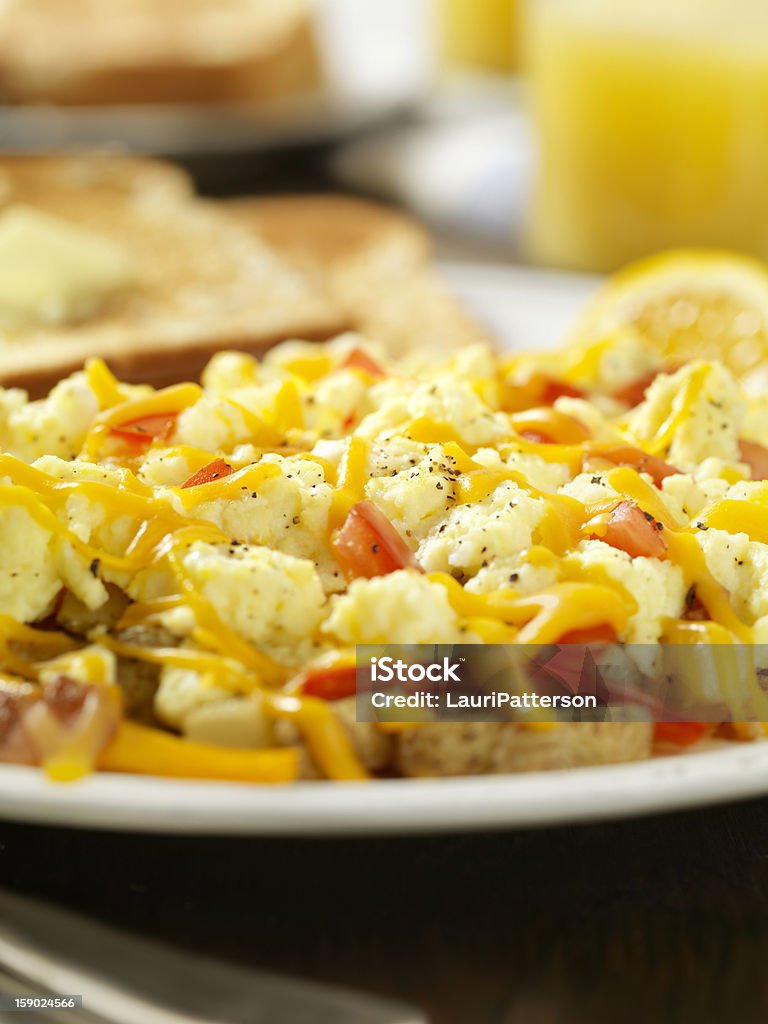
[571,250,768,388]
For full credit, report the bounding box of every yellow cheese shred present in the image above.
[700,500,768,545]
[85,357,127,411]
[643,364,709,456]
[329,436,369,529]
[99,721,299,783]
[262,692,369,782]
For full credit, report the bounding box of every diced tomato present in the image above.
[654,722,710,747]
[539,378,585,404]
[598,500,668,560]
[181,459,234,489]
[340,348,386,378]
[544,625,619,690]
[333,501,422,579]
[301,664,358,701]
[559,624,618,644]
[534,629,618,693]
[613,365,686,408]
[111,413,177,447]
[612,371,659,408]
[739,439,768,481]
[506,373,585,411]
[588,446,681,487]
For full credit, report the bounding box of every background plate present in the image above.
[0,260,764,835]
[0,0,430,155]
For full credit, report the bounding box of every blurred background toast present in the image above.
[0,159,489,397]
[0,0,322,107]
[0,155,346,396]
[226,194,490,358]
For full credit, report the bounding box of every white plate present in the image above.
[0,0,430,155]
[1,261,766,835]
[3,744,768,835]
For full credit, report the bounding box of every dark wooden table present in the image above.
[3,795,768,1024]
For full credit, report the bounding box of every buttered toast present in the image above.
[0,156,345,396]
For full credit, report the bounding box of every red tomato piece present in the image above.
[654,722,710,747]
[301,665,358,701]
[613,365,686,407]
[589,446,681,487]
[111,413,177,446]
[333,501,422,579]
[739,440,768,481]
[539,378,585,404]
[341,348,386,378]
[612,371,659,408]
[181,459,234,489]
[558,624,618,645]
[507,373,584,411]
[599,500,668,560]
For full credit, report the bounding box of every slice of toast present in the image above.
[225,194,490,358]
[0,0,322,106]
[0,156,346,396]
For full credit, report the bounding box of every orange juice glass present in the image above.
[438,0,520,73]
[525,0,768,271]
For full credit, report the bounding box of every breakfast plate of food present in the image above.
[2,154,768,833]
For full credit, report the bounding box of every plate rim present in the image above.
[1,743,767,835]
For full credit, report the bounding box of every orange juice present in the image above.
[526,1,768,271]
[438,0,520,73]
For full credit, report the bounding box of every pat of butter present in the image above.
[0,205,134,332]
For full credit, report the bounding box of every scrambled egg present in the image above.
[2,327,768,781]
[627,362,745,469]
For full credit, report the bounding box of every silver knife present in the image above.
[0,890,425,1024]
